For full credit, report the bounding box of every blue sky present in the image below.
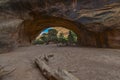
[40,28,53,35]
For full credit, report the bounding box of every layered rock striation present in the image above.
[0,0,120,52]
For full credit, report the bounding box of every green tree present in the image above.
[48,29,58,43]
[33,33,48,45]
[71,31,77,43]
[40,33,49,44]
[58,32,66,44]
[67,31,77,45]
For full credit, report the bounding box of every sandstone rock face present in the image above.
[0,19,22,53]
[53,27,70,38]
[0,0,120,51]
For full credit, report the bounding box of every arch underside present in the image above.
[17,15,119,48]
[18,16,82,45]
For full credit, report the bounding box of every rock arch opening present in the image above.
[17,16,82,46]
[33,27,78,46]
[17,14,120,48]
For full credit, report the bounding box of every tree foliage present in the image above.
[41,33,48,44]
[67,31,77,45]
[34,29,78,46]
[48,29,58,43]
[58,32,67,44]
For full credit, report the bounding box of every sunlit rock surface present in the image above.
[0,0,120,52]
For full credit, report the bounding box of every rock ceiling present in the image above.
[0,0,120,49]
[0,0,120,27]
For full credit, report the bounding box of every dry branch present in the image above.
[35,58,79,80]
[0,65,16,78]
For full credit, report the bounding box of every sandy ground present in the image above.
[0,44,120,80]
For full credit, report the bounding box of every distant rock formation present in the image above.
[53,27,69,38]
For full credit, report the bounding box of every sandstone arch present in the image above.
[18,15,83,46]
[16,15,120,48]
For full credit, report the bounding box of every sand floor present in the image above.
[0,44,120,80]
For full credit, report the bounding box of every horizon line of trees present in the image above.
[33,29,78,46]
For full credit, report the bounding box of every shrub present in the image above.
[33,39,44,45]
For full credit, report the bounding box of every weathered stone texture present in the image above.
[0,19,22,53]
[0,0,120,51]
[107,28,120,48]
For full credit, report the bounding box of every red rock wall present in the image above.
[107,29,120,48]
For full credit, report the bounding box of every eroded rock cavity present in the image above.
[0,0,120,53]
